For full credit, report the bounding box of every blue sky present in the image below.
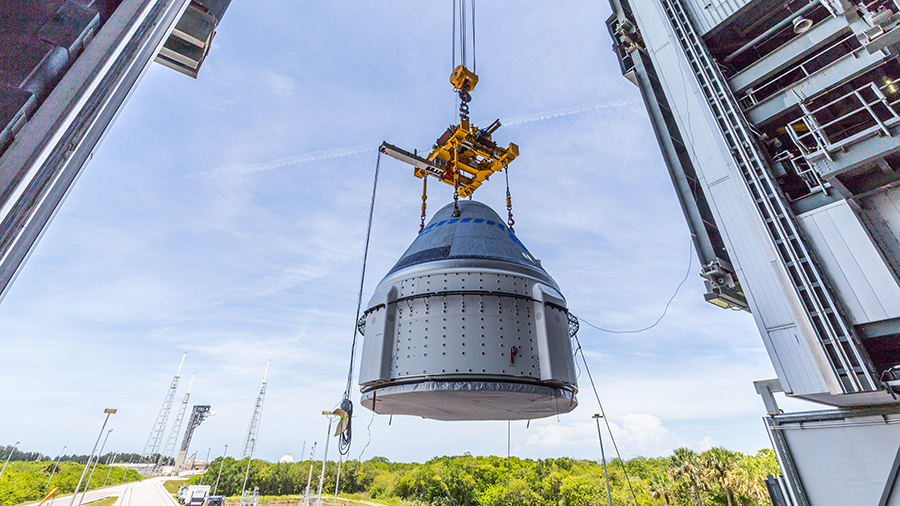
[0,1,815,464]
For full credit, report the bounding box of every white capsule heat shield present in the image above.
[358,200,578,421]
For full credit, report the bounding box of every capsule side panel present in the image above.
[533,284,577,385]
[358,285,397,385]
[391,292,539,379]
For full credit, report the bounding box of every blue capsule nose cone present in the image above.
[386,200,554,287]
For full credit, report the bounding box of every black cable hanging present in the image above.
[339,148,382,455]
[579,241,693,334]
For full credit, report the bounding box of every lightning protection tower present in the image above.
[240,360,270,460]
[157,373,195,471]
[142,353,185,463]
[175,405,214,471]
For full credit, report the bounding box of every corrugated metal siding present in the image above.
[798,201,900,325]
[630,0,836,396]
[682,0,750,35]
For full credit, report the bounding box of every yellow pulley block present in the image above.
[450,64,479,92]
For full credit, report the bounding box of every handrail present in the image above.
[741,32,858,107]
[774,150,830,196]
[787,81,900,160]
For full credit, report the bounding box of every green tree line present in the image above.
[198,447,779,505]
[0,460,142,506]
[0,448,145,466]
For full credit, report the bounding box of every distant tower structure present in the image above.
[241,360,270,459]
[158,373,195,470]
[142,353,186,461]
[175,405,214,471]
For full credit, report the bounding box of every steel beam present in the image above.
[0,0,192,302]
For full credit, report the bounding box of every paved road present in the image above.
[27,476,179,506]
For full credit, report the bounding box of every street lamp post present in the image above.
[78,428,113,505]
[102,452,117,487]
[70,408,116,506]
[0,441,20,480]
[593,414,614,506]
[304,442,317,506]
[199,447,211,485]
[46,445,67,489]
[120,454,133,485]
[212,444,227,497]
[78,429,112,504]
[315,411,339,506]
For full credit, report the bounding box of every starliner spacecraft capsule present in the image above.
[358,200,578,421]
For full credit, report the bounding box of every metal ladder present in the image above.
[657,0,876,392]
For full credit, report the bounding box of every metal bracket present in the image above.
[754,378,784,415]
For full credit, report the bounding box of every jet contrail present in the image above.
[499,101,641,126]
[192,142,380,177]
[195,101,639,177]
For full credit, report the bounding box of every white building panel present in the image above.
[799,200,900,324]
[630,0,839,396]
[870,184,900,239]
[777,414,900,506]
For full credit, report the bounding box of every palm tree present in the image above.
[730,453,772,506]
[669,448,704,506]
[648,472,675,505]
[701,448,737,506]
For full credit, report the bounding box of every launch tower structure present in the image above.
[174,404,213,471]
[142,353,185,462]
[157,372,194,470]
[605,0,900,502]
[240,360,270,460]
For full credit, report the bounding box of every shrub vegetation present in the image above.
[0,461,141,506]
[198,447,780,506]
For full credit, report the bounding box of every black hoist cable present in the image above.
[338,148,382,455]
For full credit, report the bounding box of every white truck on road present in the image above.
[176,484,211,505]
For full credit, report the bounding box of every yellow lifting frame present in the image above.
[415,119,519,198]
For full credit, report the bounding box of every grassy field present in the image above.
[1,461,141,506]
[88,498,119,506]
[163,479,188,494]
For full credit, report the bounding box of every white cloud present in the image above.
[266,73,296,95]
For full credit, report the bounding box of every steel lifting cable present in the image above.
[460,0,466,68]
[451,0,456,69]
[572,332,640,505]
[452,0,476,71]
[471,0,476,73]
[339,148,382,455]
[504,166,514,233]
